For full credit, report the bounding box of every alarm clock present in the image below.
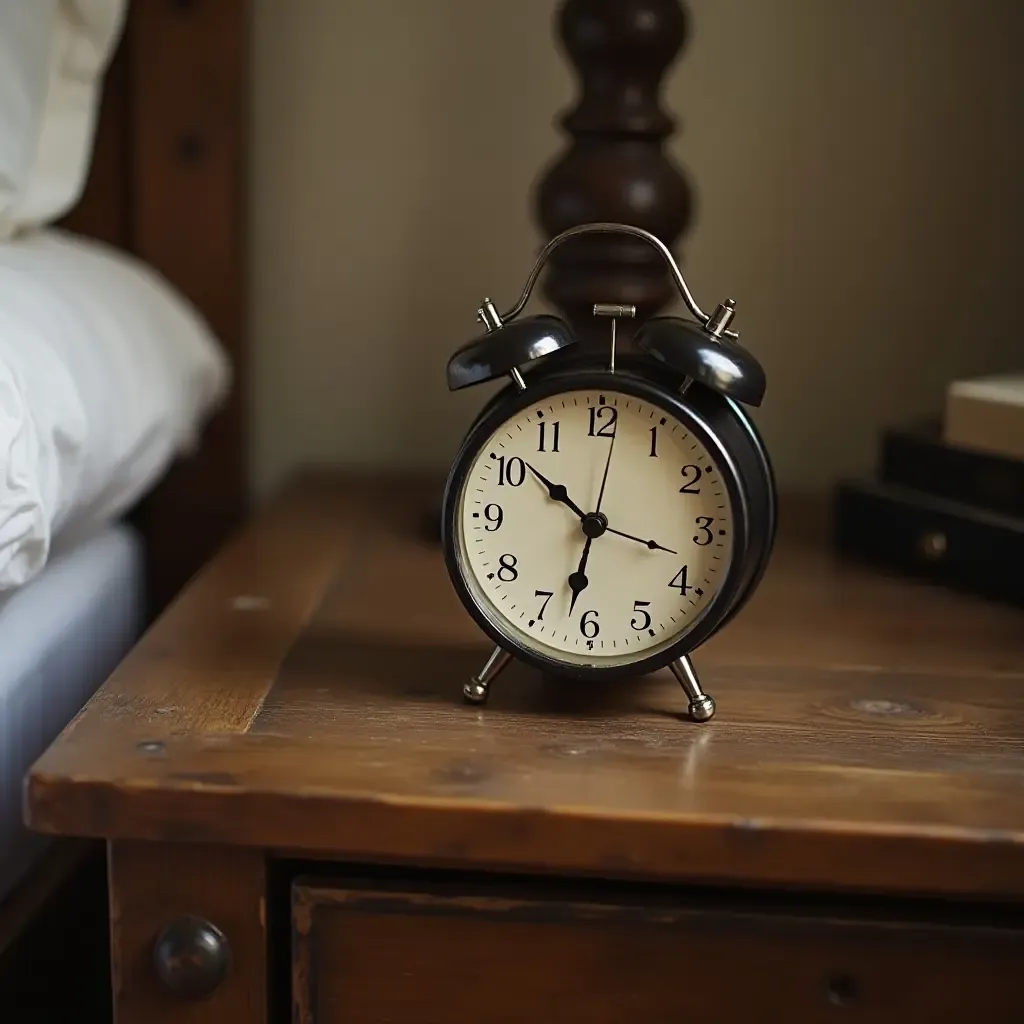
[440,222,776,722]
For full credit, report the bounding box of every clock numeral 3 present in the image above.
[537,420,560,452]
[588,406,617,438]
[533,589,554,620]
[669,566,693,594]
[580,609,600,639]
[497,456,525,486]
[693,517,714,546]
[630,600,652,630]
[679,465,702,494]
[483,503,503,531]
[497,553,518,582]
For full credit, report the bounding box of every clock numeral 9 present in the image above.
[580,609,600,639]
[679,465,702,494]
[497,456,525,486]
[588,406,617,437]
[483,503,503,531]
[537,420,560,452]
[693,517,714,546]
[630,600,652,630]
[497,553,518,582]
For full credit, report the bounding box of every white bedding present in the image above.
[0,0,126,238]
[0,228,230,591]
[0,520,143,902]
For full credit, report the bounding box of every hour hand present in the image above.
[567,536,592,614]
[525,463,586,520]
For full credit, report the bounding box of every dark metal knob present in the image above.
[153,915,231,999]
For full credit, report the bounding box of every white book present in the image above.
[944,373,1024,462]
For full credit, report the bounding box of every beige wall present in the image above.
[249,0,1024,501]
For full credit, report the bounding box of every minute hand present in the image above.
[594,422,617,514]
[604,526,677,554]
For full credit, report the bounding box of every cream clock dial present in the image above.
[455,388,734,668]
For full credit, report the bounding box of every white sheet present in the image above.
[0,227,230,591]
[0,520,143,902]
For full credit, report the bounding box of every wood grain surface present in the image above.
[26,474,1024,902]
[291,878,1024,1023]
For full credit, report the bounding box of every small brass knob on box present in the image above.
[153,915,231,999]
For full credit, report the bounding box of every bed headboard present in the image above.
[60,0,249,616]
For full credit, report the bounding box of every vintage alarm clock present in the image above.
[440,222,776,722]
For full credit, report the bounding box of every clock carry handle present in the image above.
[445,221,764,403]
[490,221,739,341]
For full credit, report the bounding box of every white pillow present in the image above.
[0,0,126,238]
[0,228,231,591]
[0,0,60,238]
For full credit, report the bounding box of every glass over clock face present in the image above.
[453,387,735,669]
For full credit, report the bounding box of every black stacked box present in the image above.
[832,419,1024,607]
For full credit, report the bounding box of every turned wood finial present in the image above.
[534,0,693,350]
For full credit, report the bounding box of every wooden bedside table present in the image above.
[25,474,1024,1023]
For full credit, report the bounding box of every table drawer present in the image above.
[292,876,1024,1023]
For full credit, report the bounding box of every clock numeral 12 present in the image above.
[588,406,617,437]
[497,456,525,486]
[537,420,560,452]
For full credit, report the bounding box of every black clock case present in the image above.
[440,352,778,682]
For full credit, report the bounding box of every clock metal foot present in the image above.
[669,655,716,722]
[464,645,512,705]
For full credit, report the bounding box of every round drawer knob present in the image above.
[917,530,948,561]
[153,915,231,999]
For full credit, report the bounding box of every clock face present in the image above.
[453,387,735,669]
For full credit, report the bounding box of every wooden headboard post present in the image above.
[534,0,692,357]
[61,0,250,616]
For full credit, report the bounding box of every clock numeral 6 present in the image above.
[496,456,525,486]
[679,465,702,494]
[497,553,518,582]
[693,517,714,546]
[580,609,600,639]
[483,503,503,531]
[588,406,617,437]
[630,600,652,630]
